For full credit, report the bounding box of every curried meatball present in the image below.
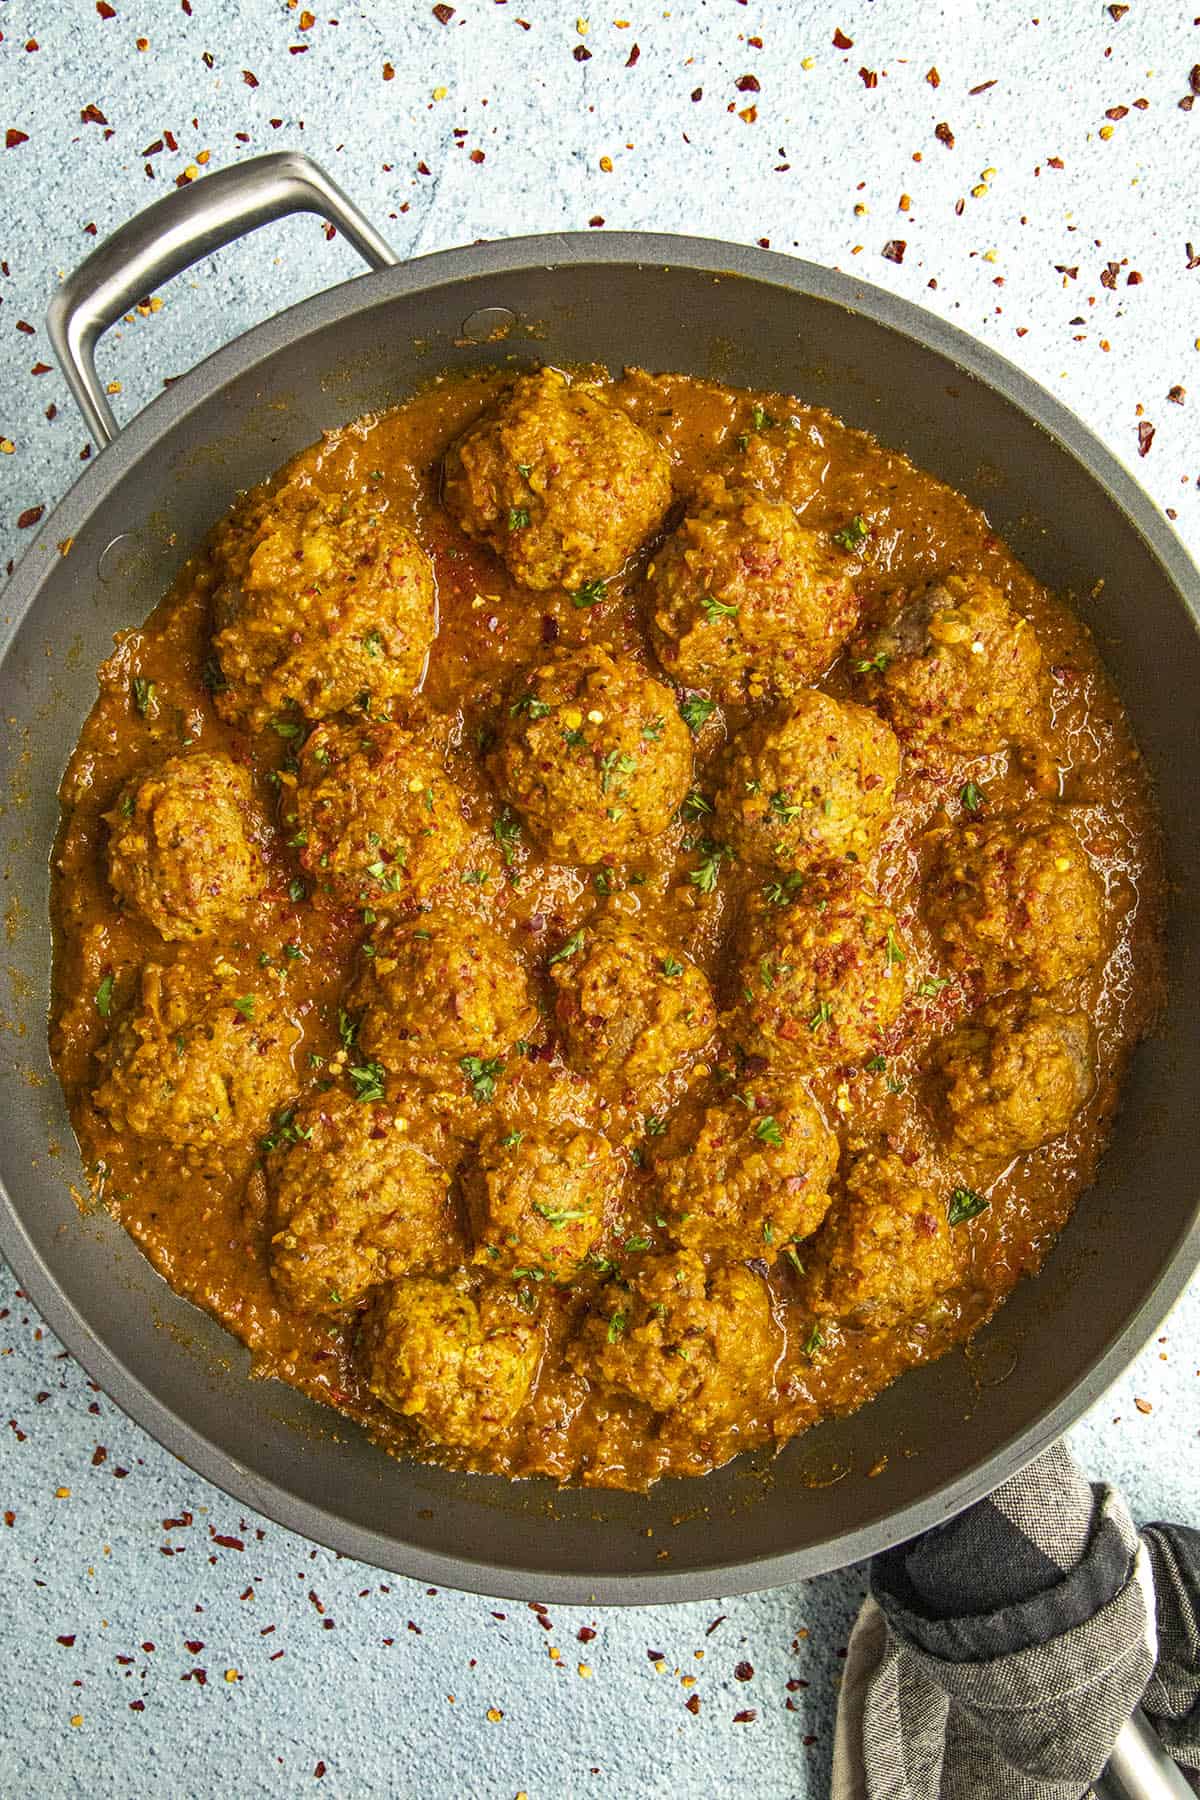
[805,1151,964,1326]
[646,477,859,702]
[105,751,267,941]
[464,1121,619,1277]
[925,810,1104,996]
[210,483,436,730]
[293,720,472,913]
[363,1273,541,1449]
[267,1090,460,1315]
[550,915,715,1101]
[349,911,537,1075]
[853,573,1044,756]
[442,367,673,592]
[655,1074,838,1260]
[570,1250,778,1430]
[94,954,299,1151]
[729,867,906,1070]
[491,644,692,865]
[717,690,900,870]
[930,996,1094,1167]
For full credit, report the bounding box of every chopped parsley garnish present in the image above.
[948,1185,989,1226]
[803,1322,825,1359]
[492,808,521,868]
[500,1129,524,1150]
[699,592,739,623]
[270,715,305,739]
[682,789,713,819]
[641,715,665,741]
[753,1116,784,1148]
[784,1245,805,1276]
[961,780,984,813]
[606,1311,627,1343]
[689,839,728,894]
[750,403,778,430]
[763,870,805,906]
[283,941,303,961]
[349,1060,386,1103]
[918,975,951,998]
[593,867,613,897]
[510,692,551,720]
[94,974,115,1018]
[624,1235,651,1253]
[201,656,227,694]
[337,1009,360,1051]
[644,1113,668,1137]
[865,1054,888,1072]
[600,749,637,795]
[661,955,684,979]
[533,1202,589,1227]
[885,927,906,967]
[762,1219,775,1244]
[808,1000,833,1032]
[507,506,531,531]
[853,650,889,676]
[679,695,715,733]
[461,868,489,887]
[769,789,802,822]
[571,578,607,608]
[832,514,869,552]
[548,929,585,965]
[233,995,256,1020]
[516,462,533,477]
[362,630,383,658]
[132,676,158,718]
[287,877,307,903]
[461,1055,504,1104]
[260,1108,314,1153]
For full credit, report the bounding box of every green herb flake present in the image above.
[763,869,806,906]
[784,1245,805,1276]
[885,927,906,967]
[492,809,521,866]
[270,715,305,739]
[865,1054,888,1072]
[661,955,684,979]
[287,877,307,904]
[689,839,727,894]
[132,676,158,719]
[803,1322,825,1359]
[853,650,890,676]
[233,995,256,1020]
[461,868,489,888]
[918,975,951,998]
[571,578,607,608]
[507,506,531,531]
[641,715,665,741]
[349,1060,386,1103]
[510,692,551,720]
[624,1235,651,1253]
[808,1000,833,1032]
[533,1202,589,1228]
[769,789,803,823]
[606,1311,627,1343]
[679,695,716,734]
[948,1185,989,1226]
[751,403,778,431]
[94,973,115,1018]
[548,929,585,966]
[832,514,869,552]
[753,1115,784,1148]
[461,1055,505,1104]
[961,780,984,813]
[500,1129,524,1150]
[699,592,739,623]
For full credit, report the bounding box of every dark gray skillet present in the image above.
[3,151,1198,1609]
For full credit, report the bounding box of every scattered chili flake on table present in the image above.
[1137,421,1155,457]
[882,239,906,263]
[1135,1396,1153,1413]
[935,121,955,148]
[832,28,853,49]
[5,129,30,149]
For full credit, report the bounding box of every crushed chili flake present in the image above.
[705,1615,727,1635]
[685,1693,701,1714]
[589,215,604,227]
[934,121,955,148]
[832,28,853,49]
[242,69,259,86]
[691,87,702,101]
[129,1700,145,1712]
[469,148,485,163]
[6,129,30,149]
[57,1634,77,1646]
[625,43,639,66]
[1137,421,1155,457]
[734,1708,758,1723]
[925,66,940,87]
[735,74,760,92]
[382,61,395,79]
[1168,385,1186,404]
[969,79,997,95]
[1135,1395,1153,1412]
[17,506,45,529]
[859,68,878,88]
[573,44,592,60]
[1108,3,1128,15]
[1105,104,1129,121]
[81,104,109,126]
[882,239,906,263]
[16,320,35,334]
[1191,64,1200,95]
[577,1626,596,1642]
[96,0,117,16]
[432,1,456,19]
[734,1660,754,1681]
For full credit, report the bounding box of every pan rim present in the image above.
[3,228,1198,1603]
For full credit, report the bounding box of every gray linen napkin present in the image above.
[831,1443,1200,1798]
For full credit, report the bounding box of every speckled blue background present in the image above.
[2,2,1199,1793]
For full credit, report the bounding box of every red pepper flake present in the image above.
[211,1532,244,1550]
[647,1648,665,1662]
[859,68,878,88]
[1176,96,1193,113]
[81,104,109,126]
[625,43,639,66]
[691,87,703,101]
[469,148,485,163]
[589,215,605,227]
[382,62,395,80]
[1127,270,1142,285]
[17,506,44,529]
[417,161,432,176]
[129,1700,145,1712]
[16,319,35,334]
[734,1660,754,1681]
[882,239,906,263]
[573,44,592,61]
[141,136,165,156]
[6,129,29,149]
[299,8,316,26]
[1100,260,1120,289]
[289,44,309,53]
[1047,155,1064,168]
[1105,104,1129,120]
[91,1445,107,1465]
[181,0,192,13]
[969,79,997,95]
[432,1,456,19]
[96,0,116,16]
[685,1694,701,1714]
[57,1634,76,1646]
[803,1733,818,1747]
[733,1708,757,1723]
[4,1511,15,1527]
[577,1626,596,1642]
[925,66,940,87]
[1108,3,1128,15]
[185,1639,204,1653]
[142,1641,155,1652]
[1137,421,1155,457]
[832,28,853,49]
[705,1615,726,1635]
[242,69,259,87]
[735,74,760,92]
[25,39,39,51]
[786,1677,810,1691]
[314,1763,327,1780]
[1191,64,1200,95]
[112,1464,128,1476]
[1135,1394,1153,1412]
[934,121,955,148]
[1168,385,1186,404]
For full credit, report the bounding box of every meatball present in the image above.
[550,916,716,1100]
[491,644,692,864]
[105,751,267,941]
[442,367,673,592]
[293,720,472,913]
[267,1090,460,1315]
[570,1250,778,1430]
[925,810,1104,996]
[210,483,436,730]
[717,690,900,870]
[646,477,859,702]
[349,911,537,1075]
[729,867,906,1070]
[930,996,1094,1166]
[94,955,299,1151]
[464,1121,620,1278]
[853,573,1044,756]
[655,1075,838,1260]
[806,1151,964,1326]
[363,1274,541,1450]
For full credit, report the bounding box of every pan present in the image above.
[2,150,1198,1605]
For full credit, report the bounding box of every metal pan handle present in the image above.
[45,149,397,449]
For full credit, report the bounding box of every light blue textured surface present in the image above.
[2,2,1198,1794]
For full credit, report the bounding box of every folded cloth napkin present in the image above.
[831,1442,1200,1799]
